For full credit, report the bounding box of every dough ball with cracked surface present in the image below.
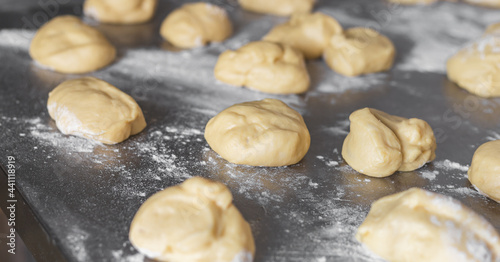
[160,2,232,49]
[263,12,342,59]
[468,140,500,202]
[129,176,255,262]
[356,188,500,262]
[342,108,436,177]
[83,0,158,24]
[29,15,116,74]
[214,41,310,94]
[323,27,395,76]
[239,0,314,16]
[447,25,500,98]
[47,77,146,144]
[205,99,310,167]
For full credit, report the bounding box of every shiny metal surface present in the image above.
[1,0,500,261]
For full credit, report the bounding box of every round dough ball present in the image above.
[464,0,500,8]
[83,0,158,24]
[485,22,500,35]
[214,41,310,94]
[323,27,395,77]
[238,0,314,16]
[204,99,310,167]
[29,15,116,74]
[262,12,342,59]
[129,177,255,262]
[342,108,436,177]
[356,188,500,262]
[447,27,500,97]
[468,140,500,202]
[47,77,146,144]
[160,2,232,49]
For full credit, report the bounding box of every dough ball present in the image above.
[356,188,500,262]
[323,27,395,77]
[447,25,500,97]
[468,140,500,202]
[262,12,342,59]
[47,77,146,144]
[214,41,310,94]
[29,15,116,74]
[204,99,310,167]
[129,177,255,262]
[464,0,500,8]
[160,2,232,48]
[342,108,436,177]
[83,0,157,24]
[238,0,314,16]
[387,0,436,4]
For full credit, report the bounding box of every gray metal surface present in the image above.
[1,0,500,261]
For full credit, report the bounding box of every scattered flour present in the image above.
[434,159,470,172]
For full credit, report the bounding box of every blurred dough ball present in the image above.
[387,0,437,4]
[342,108,436,177]
[464,0,500,7]
[468,140,500,202]
[214,41,310,94]
[239,0,314,16]
[47,77,146,144]
[263,12,342,59]
[129,177,255,262]
[357,188,500,262]
[29,15,116,74]
[84,0,158,24]
[323,27,395,76]
[447,24,500,97]
[160,2,232,48]
[204,99,310,167]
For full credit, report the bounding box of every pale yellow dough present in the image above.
[464,0,500,8]
[239,0,314,16]
[47,77,146,144]
[323,27,395,77]
[447,24,500,97]
[468,140,500,202]
[29,15,116,74]
[129,177,255,262]
[84,0,158,24]
[263,12,342,59]
[204,99,310,167]
[214,41,310,94]
[160,2,232,48]
[342,108,436,177]
[356,188,500,262]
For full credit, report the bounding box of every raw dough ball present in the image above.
[464,0,500,8]
[83,0,157,24]
[387,0,437,4]
[160,2,232,48]
[129,177,255,262]
[342,108,436,177]
[447,25,500,97]
[356,188,500,262]
[214,41,310,94]
[262,12,342,59]
[47,77,146,144]
[468,140,500,202]
[323,27,395,77]
[204,99,310,167]
[29,15,116,74]
[239,0,314,16]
